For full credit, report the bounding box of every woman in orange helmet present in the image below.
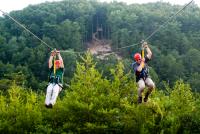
[45,50,64,108]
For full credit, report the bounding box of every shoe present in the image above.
[45,104,49,108]
[48,103,53,108]
[138,96,142,104]
[45,104,53,108]
[144,97,148,102]
[144,92,150,102]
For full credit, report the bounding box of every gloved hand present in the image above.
[142,42,148,48]
[51,49,60,56]
[51,51,56,56]
[56,50,60,54]
[140,58,145,68]
[141,58,145,62]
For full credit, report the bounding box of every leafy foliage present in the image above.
[0,54,200,133]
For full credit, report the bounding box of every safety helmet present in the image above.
[134,53,141,61]
[55,60,62,68]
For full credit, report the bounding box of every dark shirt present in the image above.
[49,67,64,84]
[131,56,150,82]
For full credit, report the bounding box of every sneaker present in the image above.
[144,97,148,102]
[144,92,150,102]
[45,104,49,108]
[138,96,142,104]
[48,103,53,108]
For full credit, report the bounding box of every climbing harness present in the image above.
[53,56,56,75]
[141,41,145,68]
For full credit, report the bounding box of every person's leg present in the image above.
[144,77,155,102]
[137,79,145,103]
[45,83,54,106]
[49,84,60,106]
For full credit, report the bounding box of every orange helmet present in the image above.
[134,53,141,61]
[55,60,62,68]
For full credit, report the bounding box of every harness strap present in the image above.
[53,56,56,75]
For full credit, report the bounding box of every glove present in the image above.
[142,42,148,48]
[141,58,145,68]
[141,58,145,62]
[56,50,60,54]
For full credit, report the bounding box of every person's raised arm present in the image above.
[49,51,55,68]
[143,42,152,59]
[57,51,64,68]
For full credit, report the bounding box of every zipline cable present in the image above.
[59,49,85,54]
[116,0,194,50]
[0,9,54,50]
[0,9,87,54]
[144,0,193,41]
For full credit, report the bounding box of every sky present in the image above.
[0,0,199,14]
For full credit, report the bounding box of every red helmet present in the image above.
[134,53,141,61]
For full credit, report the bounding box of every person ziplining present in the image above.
[45,49,64,108]
[132,42,155,104]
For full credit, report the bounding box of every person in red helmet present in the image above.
[131,42,155,104]
[45,50,64,108]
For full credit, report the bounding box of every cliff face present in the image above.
[88,39,121,59]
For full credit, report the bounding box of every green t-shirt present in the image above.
[49,67,64,84]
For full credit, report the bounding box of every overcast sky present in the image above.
[0,0,198,14]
